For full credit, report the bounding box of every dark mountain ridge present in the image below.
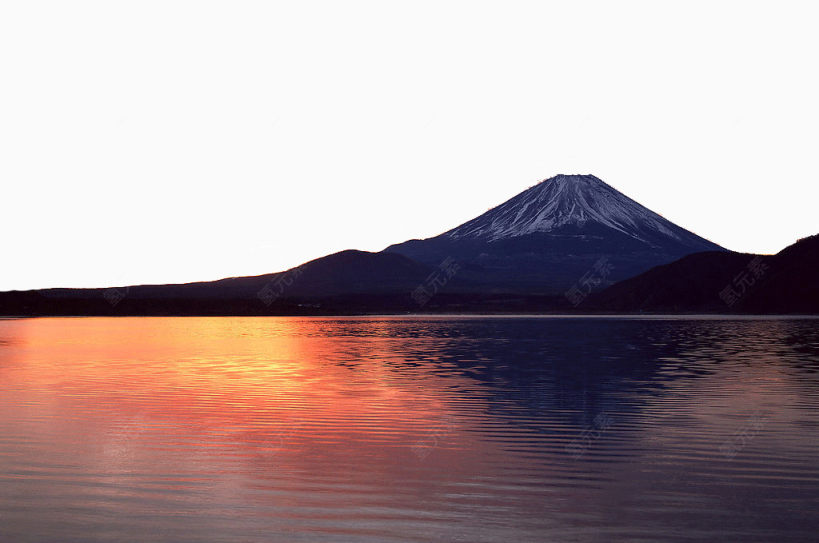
[592,234,819,314]
[1,174,814,316]
[385,174,724,293]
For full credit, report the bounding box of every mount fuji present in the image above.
[385,174,725,294]
[1,173,739,315]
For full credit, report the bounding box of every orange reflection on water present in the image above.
[0,317,488,487]
[3,316,819,542]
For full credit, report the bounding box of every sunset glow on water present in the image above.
[1,317,818,542]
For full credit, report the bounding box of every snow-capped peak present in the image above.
[443,174,717,250]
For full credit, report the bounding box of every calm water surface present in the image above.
[1,316,818,542]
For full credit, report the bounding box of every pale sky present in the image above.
[1,1,817,291]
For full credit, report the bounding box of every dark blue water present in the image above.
[0,316,818,542]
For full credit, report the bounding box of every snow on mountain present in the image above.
[385,173,724,294]
[444,174,716,250]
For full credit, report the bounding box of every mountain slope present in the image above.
[444,174,717,249]
[731,234,819,314]
[386,174,724,294]
[1,173,760,316]
[593,234,819,313]
[0,250,434,316]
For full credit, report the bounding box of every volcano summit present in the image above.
[386,174,724,294]
[0,174,741,315]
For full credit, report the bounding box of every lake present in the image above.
[1,316,818,542]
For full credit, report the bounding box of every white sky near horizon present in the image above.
[1,1,817,290]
